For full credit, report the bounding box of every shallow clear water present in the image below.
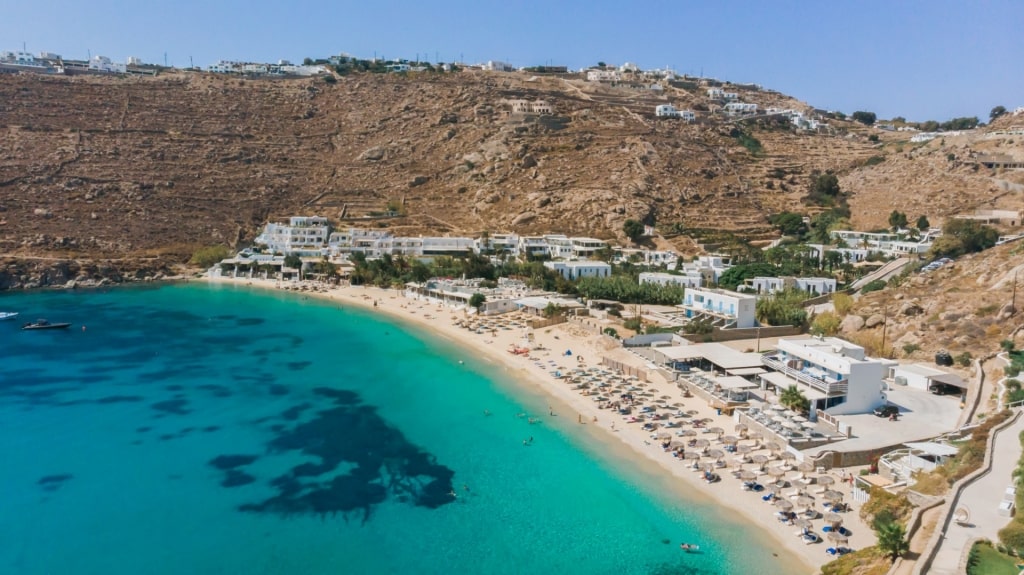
[0,283,801,575]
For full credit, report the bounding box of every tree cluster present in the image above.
[575,275,686,305]
[928,219,999,258]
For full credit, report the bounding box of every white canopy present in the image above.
[715,376,758,390]
[905,442,958,457]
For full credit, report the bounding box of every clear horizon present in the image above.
[2,0,1021,123]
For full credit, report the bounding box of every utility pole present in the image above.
[1013,269,1019,315]
[880,305,889,358]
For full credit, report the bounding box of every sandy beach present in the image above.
[210,276,873,571]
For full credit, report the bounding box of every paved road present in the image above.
[929,412,1024,574]
[850,258,912,291]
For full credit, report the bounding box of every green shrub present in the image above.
[956,351,974,367]
[189,245,231,268]
[999,521,1024,556]
[861,279,887,294]
[902,343,922,356]
[863,155,885,166]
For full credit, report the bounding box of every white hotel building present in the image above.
[255,216,332,256]
[681,287,757,328]
[760,337,886,417]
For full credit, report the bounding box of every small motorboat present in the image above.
[0,311,18,321]
[21,319,72,331]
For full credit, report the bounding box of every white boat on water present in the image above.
[0,311,19,321]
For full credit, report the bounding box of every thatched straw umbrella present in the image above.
[774,499,793,511]
[796,461,816,473]
[720,435,740,445]
[738,470,758,482]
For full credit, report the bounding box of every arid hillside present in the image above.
[1,70,1021,267]
[838,241,1024,366]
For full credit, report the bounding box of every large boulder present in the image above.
[865,314,886,329]
[512,212,536,225]
[358,147,385,161]
[840,315,865,333]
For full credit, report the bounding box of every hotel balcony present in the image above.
[760,354,848,395]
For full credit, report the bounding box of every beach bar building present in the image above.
[759,336,886,417]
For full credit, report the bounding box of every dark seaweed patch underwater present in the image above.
[217,387,455,523]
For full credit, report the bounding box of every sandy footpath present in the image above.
[210,276,874,572]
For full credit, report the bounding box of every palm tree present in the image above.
[779,385,810,414]
[876,521,909,562]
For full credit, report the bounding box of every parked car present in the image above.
[873,405,900,418]
[929,383,961,396]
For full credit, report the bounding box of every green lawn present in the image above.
[968,542,1021,575]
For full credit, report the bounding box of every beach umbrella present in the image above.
[827,532,849,544]
[746,431,763,440]
[751,454,769,469]
[822,490,844,502]
[738,470,758,481]
[736,444,753,454]
[780,451,797,461]
[817,476,836,487]
[708,426,725,436]
[767,466,788,479]
[797,461,816,473]
[707,448,726,459]
[796,495,816,509]
[683,451,702,460]
[791,479,810,490]
[677,429,698,437]
[686,409,700,415]
[720,435,740,445]
[793,518,813,529]
[824,513,843,525]
[765,441,783,452]
[693,438,710,448]
[734,423,748,432]
[774,499,793,511]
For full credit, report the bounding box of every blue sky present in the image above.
[3,0,1021,121]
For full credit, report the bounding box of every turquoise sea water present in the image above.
[0,283,803,575]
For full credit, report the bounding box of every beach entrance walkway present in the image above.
[928,412,1024,574]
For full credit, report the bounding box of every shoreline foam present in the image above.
[209,276,873,572]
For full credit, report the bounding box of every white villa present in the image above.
[744,276,837,296]
[724,102,758,115]
[208,60,327,76]
[681,287,757,329]
[543,261,611,281]
[655,104,695,121]
[404,277,531,315]
[509,100,554,114]
[760,336,887,417]
[830,229,941,257]
[484,60,516,72]
[640,271,702,289]
[587,69,621,82]
[88,56,126,74]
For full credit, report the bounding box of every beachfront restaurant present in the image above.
[650,342,765,376]
[650,343,766,409]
